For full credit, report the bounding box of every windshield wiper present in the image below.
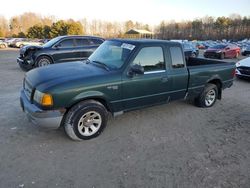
[91,60,110,71]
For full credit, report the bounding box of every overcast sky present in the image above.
[1,0,250,24]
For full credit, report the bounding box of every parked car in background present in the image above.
[236,57,250,79]
[8,38,23,47]
[241,45,250,56]
[0,40,8,48]
[17,35,105,71]
[15,39,43,48]
[183,42,199,58]
[204,44,240,59]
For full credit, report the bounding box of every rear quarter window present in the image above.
[170,47,185,68]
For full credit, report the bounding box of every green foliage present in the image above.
[156,15,250,40]
[49,20,83,38]
[67,21,83,35]
[49,20,68,38]
[43,25,51,39]
[17,32,26,38]
[27,25,44,38]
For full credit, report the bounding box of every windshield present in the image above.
[88,41,135,69]
[42,36,62,48]
[211,45,227,49]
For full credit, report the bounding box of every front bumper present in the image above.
[204,52,221,59]
[242,51,250,56]
[236,67,250,78]
[17,57,34,71]
[20,90,65,129]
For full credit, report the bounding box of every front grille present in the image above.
[204,52,219,58]
[24,79,33,101]
[238,66,250,75]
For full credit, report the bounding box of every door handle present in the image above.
[161,76,168,82]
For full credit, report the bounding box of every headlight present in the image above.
[216,50,222,53]
[33,90,53,106]
[236,62,240,67]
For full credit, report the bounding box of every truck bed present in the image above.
[185,57,235,98]
[186,57,233,66]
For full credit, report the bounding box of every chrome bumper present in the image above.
[20,90,65,129]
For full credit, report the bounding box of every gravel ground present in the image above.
[0,48,250,188]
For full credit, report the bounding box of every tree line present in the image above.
[0,12,250,40]
[0,12,150,39]
[156,14,250,40]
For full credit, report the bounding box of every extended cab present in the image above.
[20,39,235,140]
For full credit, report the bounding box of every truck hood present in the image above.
[25,61,108,90]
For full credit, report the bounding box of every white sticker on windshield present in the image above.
[121,43,135,50]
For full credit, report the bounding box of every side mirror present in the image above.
[128,64,144,77]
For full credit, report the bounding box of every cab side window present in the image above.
[170,47,185,68]
[133,47,165,72]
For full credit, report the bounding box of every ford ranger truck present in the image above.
[20,39,235,140]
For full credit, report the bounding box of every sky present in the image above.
[0,0,250,25]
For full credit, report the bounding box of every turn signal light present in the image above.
[41,94,53,106]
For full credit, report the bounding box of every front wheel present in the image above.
[195,83,218,108]
[35,56,52,67]
[64,100,108,141]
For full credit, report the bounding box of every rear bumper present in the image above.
[20,90,65,129]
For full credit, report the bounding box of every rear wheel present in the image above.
[195,83,218,108]
[35,56,52,67]
[64,100,108,141]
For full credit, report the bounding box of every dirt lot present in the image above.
[0,48,250,188]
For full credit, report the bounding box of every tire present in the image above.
[191,53,196,58]
[64,100,108,141]
[35,56,52,67]
[220,53,225,59]
[195,83,218,108]
[19,44,24,48]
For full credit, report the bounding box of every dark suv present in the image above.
[17,35,104,71]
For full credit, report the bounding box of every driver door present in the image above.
[121,46,171,110]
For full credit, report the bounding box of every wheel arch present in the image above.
[35,54,54,65]
[207,78,222,99]
[66,95,112,114]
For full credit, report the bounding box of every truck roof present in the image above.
[109,38,181,46]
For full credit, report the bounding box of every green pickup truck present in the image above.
[20,39,235,140]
